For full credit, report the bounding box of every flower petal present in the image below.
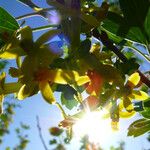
[119,101,136,118]
[39,81,56,104]
[127,72,140,88]
[49,69,90,86]
[17,84,29,100]
[129,90,149,101]
[111,121,119,131]
[119,110,136,118]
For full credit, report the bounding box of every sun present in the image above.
[73,110,113,145]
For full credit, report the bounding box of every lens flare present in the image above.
[73,110,113,144]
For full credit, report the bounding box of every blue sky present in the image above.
[0,0,150,150]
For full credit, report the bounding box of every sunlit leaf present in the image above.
[128,118,150,137]
[39,81,56,104]
[129,91,149,101]
[0,7,19,31]
[141,107,150,119]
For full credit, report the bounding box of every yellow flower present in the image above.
[17,67,90,104]
[119,72,149,118]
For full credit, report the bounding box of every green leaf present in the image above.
[80,13,99,28]
[0,7,19,31]
[60,85,78,110]
[79,39,91,57]
[115,58,139,75]
[5,147,11,150]
[143,98,150,108]
[128,118,150,137]
[19,26,33,42]
[102,12,147,44]
[119,0,149,27]
[49,139,57,145]
[0,60,7,71]
[119,0,149,43]
[36,29,61,46]
[141,108,150,119]
[144,7,150,42]
[0,7,19,49]
[97,64,123,86]
[61,93,78,110]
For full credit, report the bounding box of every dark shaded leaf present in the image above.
[119,0,149,27]
[56,84,78,110]
[144,8,150,42]
[102,12,147,44]
[61,93,78,110]
[115,58,139,75]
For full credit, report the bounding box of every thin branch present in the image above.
[126,44,150,62]
[91,29,150,88]
[55,102,67,119]
[32,24,59,32]
[16,8,55,21]
[36,116,49,150]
